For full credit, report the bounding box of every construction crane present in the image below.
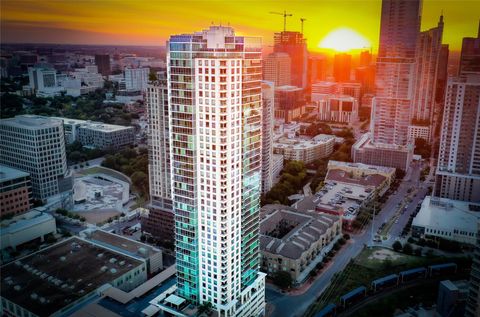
[270,10,293,32]
[300,18,306,34]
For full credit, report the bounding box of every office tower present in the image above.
[142,77,174,242]
[409,15,444,142]
[0,115,72,202]
[355,65,376,95]
[94,54,111,76]
[434,23,480,203]
[274,31,307,88]
[0,164,32,217]
[308,55,327,87]
[459,21,480,76]
[353,0,421,170]
[160,26,265,317]
[261,81,274,193]
[435,44,450,104]
[465,221,480,317]
[333,53,352,82]
[359,50,372,67]
[274,85,305,122]
[125,67,150,91]
[28,66,57,91]
[263,52,291,86]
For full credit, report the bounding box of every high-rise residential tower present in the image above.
[0,115,72,202]
[261,81,274,193]
[155,26,265,317]
[273,31,308,89]
[409,15,444,142]
[434,24,480,203]
[142,75,175,242]
[263,52,291,87]
[353,0,421,170]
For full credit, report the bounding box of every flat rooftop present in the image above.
[53,117,133,132]
[413,196,480,232]
[85,230,161,259]
[326,169,387,188]
[315,180,374,220]
[0,164,29,183]
[353,133,411,152]
[260,205,340,259]
[1,237,144,317]
[0,115,62,130]
[0,210,53,235]
[274,134,335,150]
[327,160,396,175]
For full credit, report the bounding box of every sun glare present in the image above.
[319,28,370,52]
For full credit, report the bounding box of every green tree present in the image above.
[273,271,293,289]
[403,243,413,255]
[392,241,403,252]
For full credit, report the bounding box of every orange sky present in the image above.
[1,0,479,51]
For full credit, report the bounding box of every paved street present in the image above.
[266,162,425,317]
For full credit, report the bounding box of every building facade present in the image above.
[353,0,421,170]
[261,81,275,193]
[0,165,32,218]
[95,54,111,76]
[260,206,341,282]
[142,81,174,242]
[317,95,359,125]
[465,221,480,317]
[274,85,305,122]
[55,117,134,149]
[434,77,480,202]
[159,26,265,317]
[409,16,444,142]
[125,67,149,91]
[273,31,307,89]
[333,53,352,83]
[0,115,72,201]
[263,52,291,87]
[273,134,335,164]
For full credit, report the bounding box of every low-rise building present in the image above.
[352,133,413,171]
[412,196,480,245]
[82,229,163,275]
[273,134,335,164]
[54,117,134,149]
[0,164,32,218]
[0,209,56,250]
[259,205,341,282]
[315,180,375,230]
[326,160,395,196]
[0,237,148,317]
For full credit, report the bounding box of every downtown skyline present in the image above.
[2,0,480,52]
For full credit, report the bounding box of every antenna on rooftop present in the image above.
[300,18,306,34]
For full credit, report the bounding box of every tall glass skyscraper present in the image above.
[164,25,266,317]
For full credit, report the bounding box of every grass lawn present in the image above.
[305,246,471,317]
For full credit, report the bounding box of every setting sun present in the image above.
[319,27,371,52]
